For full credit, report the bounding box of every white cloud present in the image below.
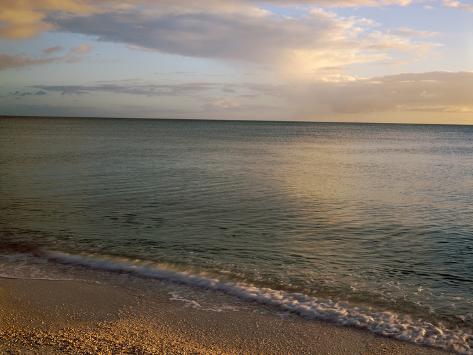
[443,0,473,12]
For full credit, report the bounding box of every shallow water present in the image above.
[1,117,473,351]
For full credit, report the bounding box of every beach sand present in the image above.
[0,276,450,354]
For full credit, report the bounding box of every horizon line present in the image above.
[1,115,472,127]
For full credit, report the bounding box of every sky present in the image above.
[0,0,472,124]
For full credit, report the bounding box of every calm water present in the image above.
[1,117,473,347]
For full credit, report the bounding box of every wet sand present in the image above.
[0,277,450,354]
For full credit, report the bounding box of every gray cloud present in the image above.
[8,90,48,97]
[52,11,339,62]
[49,6,435,75]
[34,82,221,97]
[33,81,282,99]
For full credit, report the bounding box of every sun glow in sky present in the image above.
[0,0,472,124]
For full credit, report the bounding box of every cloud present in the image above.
[49,5,435,79]
[266,0,413,6]
[43,46,63,54]
[63,43,94,63]
[0,53,58,70]
[206,97,242,110]
[71,43,92,55]
[53,10,345,62]
[33,82,221,97]
[393,27,439,38]
[0,1,438,80]
[33,81,289,102]
[0,0,97,39]
[0,0,420,40]
[0,43,93,71]
[29,71,473,118]
[7,90,48,97]
[287,71,473,117]
[443,0,473,12]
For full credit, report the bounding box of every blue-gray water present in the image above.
[1,117,473,350]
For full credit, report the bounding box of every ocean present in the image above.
[1,117,473,353]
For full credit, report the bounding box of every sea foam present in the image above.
[42,251,473,354]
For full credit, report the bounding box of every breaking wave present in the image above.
[33,250,473,354]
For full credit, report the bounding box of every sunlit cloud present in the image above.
[0,43,92,70]
[71,43,92,55]
[0,0,97,38]
[265,0,414,6]
[43,45,64,54]
[287,71,473,118]
[0,53,58,70]
[443,0,473,12]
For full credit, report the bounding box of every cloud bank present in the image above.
[288,71,473,117]
[0,1,442,80]
[31,71,473,118]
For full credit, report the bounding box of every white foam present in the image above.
[169,291,240,312]
[45,251,472,354]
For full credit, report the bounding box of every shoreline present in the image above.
[0,276,450,354]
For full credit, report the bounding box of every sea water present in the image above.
[1,117,473,352]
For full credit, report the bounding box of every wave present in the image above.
[28,250,471,354]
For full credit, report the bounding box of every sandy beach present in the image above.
[0,275,450,354]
